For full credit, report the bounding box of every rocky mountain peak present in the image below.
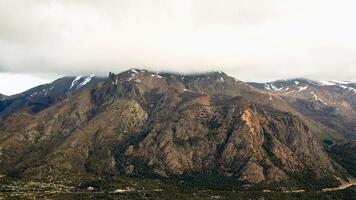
[92,70,254,110]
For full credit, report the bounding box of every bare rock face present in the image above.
[239,161,265,183]
[265,166,288,182]
[0,90,147,179]
[120,96,339,184]
[0,70,349,187]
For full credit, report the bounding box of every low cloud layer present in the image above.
[0,73,51,95]
[1,0,356,82]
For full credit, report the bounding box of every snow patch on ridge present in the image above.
[151,74,163,78]
[69,75,95,91]
[69,76,82,90]
[297,86,308,92]
[218,77,225,83]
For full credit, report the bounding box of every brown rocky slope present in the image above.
[0,70,349,188]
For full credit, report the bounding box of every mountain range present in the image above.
[0,70,355,191]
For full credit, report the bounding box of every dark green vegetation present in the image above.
[44,186,356,200]
[328,140,356,177]
[1,176,356,200]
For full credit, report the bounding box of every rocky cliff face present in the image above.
[121,98,338,183]
[0,70,349,187]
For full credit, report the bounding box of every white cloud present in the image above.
[0,73,51,95]
[0,0,356,82]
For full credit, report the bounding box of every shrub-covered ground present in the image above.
[1,175,355,200]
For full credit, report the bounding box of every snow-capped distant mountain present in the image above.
[249,78,356,105]
[0,75,104,120]
[248,78,356,139]
[249,78,356,91]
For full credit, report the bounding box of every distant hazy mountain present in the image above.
[0,75,104,120]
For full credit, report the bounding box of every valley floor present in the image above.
[1,176,356,200]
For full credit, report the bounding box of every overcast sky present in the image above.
[1,0,356,95]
